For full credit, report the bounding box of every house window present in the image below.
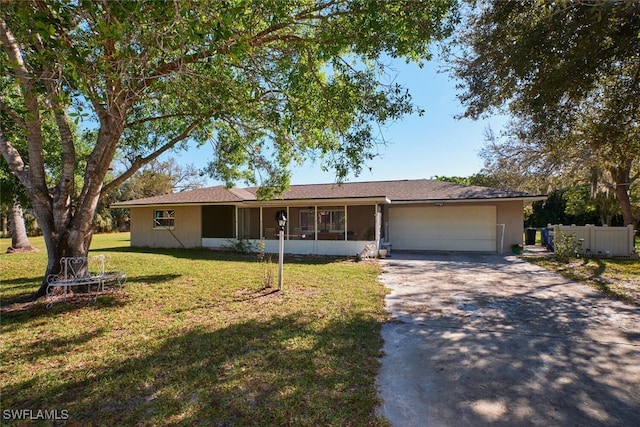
[154,209,175,229]
[300,209,314,233]
[317,207,345,232]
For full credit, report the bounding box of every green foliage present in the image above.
[451,1,640,226]
[434,173,503,188]
[527,188,602,228]
[434,175,471,186]
[224,237,255,254]
[553,230,582,263]
[93,211,114,234]
[114,159,205,201]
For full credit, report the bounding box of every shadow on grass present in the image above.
[2,272,179,311]
[0,276,45,289]
[587,258,608,278]
[126,273,182,285]
[526,257,639,306]
[0,292,130,330]
[574,259,637,305]
[19,328,108,362]
[0,275,46,306]
[2,313,384,426]
[1,290,43,309]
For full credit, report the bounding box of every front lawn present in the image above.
[0,233,389,426]
[527,257,640,305]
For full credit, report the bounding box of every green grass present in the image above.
[1,233,389,426]
[527,257,640,305]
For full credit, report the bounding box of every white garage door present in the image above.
[389,205,496,251]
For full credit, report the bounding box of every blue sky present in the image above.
[166,57,508,186]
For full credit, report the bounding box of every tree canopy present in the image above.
[450,0,640,226]
[1,0,457,295]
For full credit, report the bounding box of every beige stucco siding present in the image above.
[496,200,524,251]
[130,206,202,248]
[127,200,526,253]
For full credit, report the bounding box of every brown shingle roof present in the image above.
[112,186,246,206]
[112,179,544,207]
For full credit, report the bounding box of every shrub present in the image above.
[224,237,254,254]
[554,230,582,262]
[256,239,275,288]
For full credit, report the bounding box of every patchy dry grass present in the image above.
[527,257,640,305]
[0,233,389,426]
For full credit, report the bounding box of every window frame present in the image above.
[153,209,175,230]
[317,208,345,233]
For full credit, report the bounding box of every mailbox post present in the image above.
[275,210,287,291]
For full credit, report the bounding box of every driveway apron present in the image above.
[376,252,640,426]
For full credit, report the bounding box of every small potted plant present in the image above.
[511,243,523,255]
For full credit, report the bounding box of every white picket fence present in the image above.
[552,224,636,257]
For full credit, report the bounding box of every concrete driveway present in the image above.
[376,252,640,426]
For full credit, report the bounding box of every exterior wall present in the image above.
[129,200,525,254]
[130,206,202,248]
[201,237,375,257]
[496,200,525,253]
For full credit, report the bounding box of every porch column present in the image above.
[286,207,290,240]
[260,207,263,239]
[375,204,381,248]
[234,206,239,238]
[344,205,348,240]
[314,206,318,240]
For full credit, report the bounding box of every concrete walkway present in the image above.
[376,252,640,426]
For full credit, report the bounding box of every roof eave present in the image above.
[109,196,391,209]
[249,196,390,206]
[389,196,548,204]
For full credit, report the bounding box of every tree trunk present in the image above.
[615,183,635,227]
[36,219,95,296]
[34,121,122,297]
[611,165,637,228]
[1,213,7,237]
[7,199,36,253]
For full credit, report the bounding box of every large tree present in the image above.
[450,0,640,226]
[1,0,457,296]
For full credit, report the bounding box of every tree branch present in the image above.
[0,101,27,129]
[0,16,50,203]
[0,129,30,188]
[129,0,342,97]
[102,116,206,195]
[126,112,204,128]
